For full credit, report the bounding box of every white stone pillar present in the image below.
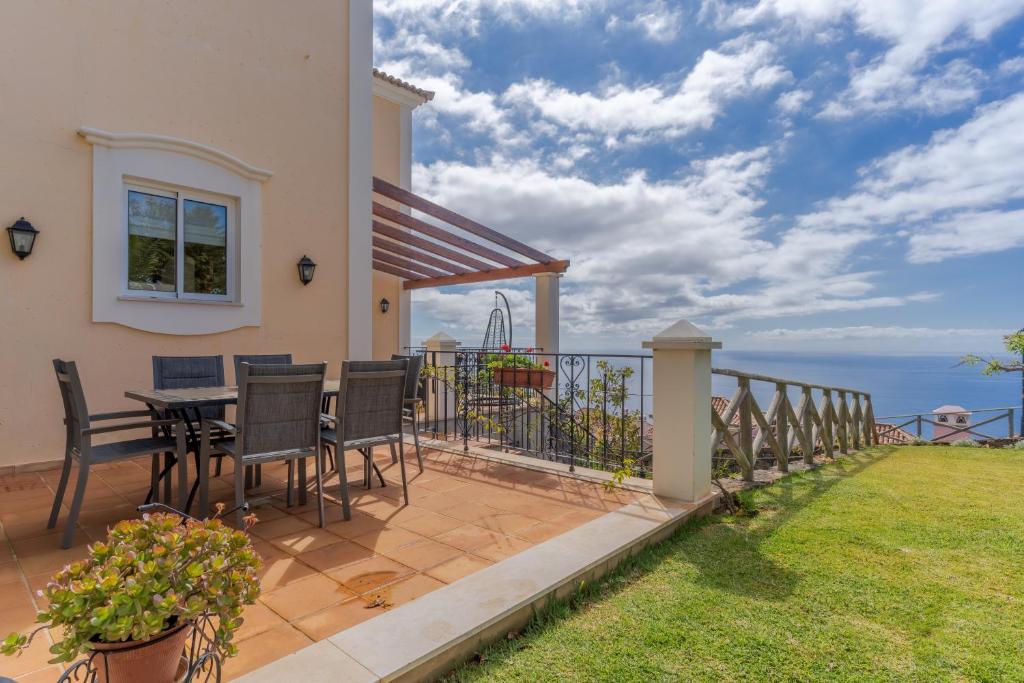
[399,289,411,352]
[423,332,458,433]
[642,320,721,502]
[534,273,561,354]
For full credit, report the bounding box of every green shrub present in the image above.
[2,512,261,664]
[1005,440,1024,450]
[951,439,979,448]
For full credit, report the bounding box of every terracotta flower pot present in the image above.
[90,621,191,683]
[494,367,556,390]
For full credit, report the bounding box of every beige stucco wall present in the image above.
[0,0,362,468]
[371,96,403,359]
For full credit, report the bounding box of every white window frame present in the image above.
[123,180,238,303]
[80,127,271,336]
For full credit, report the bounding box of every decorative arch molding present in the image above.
[77,127,274,182]
[79,126,268,335]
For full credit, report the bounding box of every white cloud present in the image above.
[800,92,1024,263]
[998,56,1024,76]
[628,1,685,43]
[411,146,926,337]
[749,326,1006,341]
[503,36,792,141]
[375,0,605,35]
[776,88,812,114]
[715,0,1024,118]
[907,209,1024,263]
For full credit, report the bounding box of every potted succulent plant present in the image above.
[2,510,261,683]
[486,345,555,390]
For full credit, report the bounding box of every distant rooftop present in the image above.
[373,68,434,103]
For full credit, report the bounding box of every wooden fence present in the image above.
[711,368,876,481]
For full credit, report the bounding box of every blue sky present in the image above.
[374,1,1024,354]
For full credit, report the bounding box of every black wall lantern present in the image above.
[7,217,38,260]
[379,297,390,314]
[297,255,316,286]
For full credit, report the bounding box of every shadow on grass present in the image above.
[686,446,896,601]
[443,446,899,681]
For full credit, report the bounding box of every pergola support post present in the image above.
[534,272,560,355]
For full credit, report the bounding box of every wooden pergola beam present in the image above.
[403,260,569,290]
[372,220,494,272]
[373,259,422,281]
[372,249,446,278]
[373,202,524,268]
[374,177,557,265]
[372,236,469,275]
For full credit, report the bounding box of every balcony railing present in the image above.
[411,348,653,477]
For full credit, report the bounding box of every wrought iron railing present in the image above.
[711,368,876,481]
[413,348,653,477]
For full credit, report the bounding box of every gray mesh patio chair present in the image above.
[392,353,426,472]
[232,354,293,487]
[232,354,292,380]
[50,359,186,549]
[197,362,328,528]
[321,360,409,521]
[152,355,228,493]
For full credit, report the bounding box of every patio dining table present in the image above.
[124,380,341,513]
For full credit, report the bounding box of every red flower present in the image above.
[500,344,511,352]
[543,360,550,367]
[526,347,534,353]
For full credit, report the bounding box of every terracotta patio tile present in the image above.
[425,554,493,584]
[12,665,65,683]
[220,623,312,680]
[376,538,462,571]
[235,600,287,642]
[270,527,346,556]
[349,526,425,554]
[514,520,575,544]
[0,633,58,678]
[390,509,465,537]
[251,541,320,591]
[249,514,315,541]
[320,512,389,539]
[415,476,474,494]
[366,573,445,609]
[0,562,25,586]
[260,574,355,622]
[297,541,374,573]
[473,535,535,562]
[551,508,609,526]
[404,492,463,514]
[292,596,376,640]
[434,524,506,552]
[326,555,415,594]
[471,510,543,535]
[439,501,505,524]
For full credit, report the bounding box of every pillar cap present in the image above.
[642,319,722,350]
[423,331,459,348]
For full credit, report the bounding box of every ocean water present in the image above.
[558,350,1022,439]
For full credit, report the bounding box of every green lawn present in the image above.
[450,446,1024,682]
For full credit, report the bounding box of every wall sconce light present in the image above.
[7,217,38,260]
[379,298,390,314]
[297,255,316,286]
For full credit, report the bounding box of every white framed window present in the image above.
[80,127,271,335]
[124,181,237,302]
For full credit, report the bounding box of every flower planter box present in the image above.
[494,367,555,390]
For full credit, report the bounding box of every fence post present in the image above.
[423,332,458,439]
[643,320,721,501]
[738,378,755,481]
[802,386,815,464]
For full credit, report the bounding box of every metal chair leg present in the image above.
[412,412,424,473]
[286,461,294,507]
[314,451,326,528]
[48,452,74,529]
[62,460,91,549]
[336,449,352,521]
[234,459,246,529]
[391,441,409,506]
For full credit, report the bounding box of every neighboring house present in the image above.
[0,3,434,470]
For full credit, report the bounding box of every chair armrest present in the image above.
[320,413,338,424]
[203,418,236,434]
[89,409,159,421]
[403,398,422,406]
[83,418,183,436]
